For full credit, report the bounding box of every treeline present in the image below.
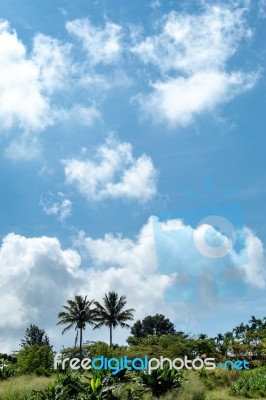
[1,292,266,399]
[1,291,265,377]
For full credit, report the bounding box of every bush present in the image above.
[230,366,266,398]
[0,365,18,381]
[198,367,241,390]
[176,371,206,400]
[137,367,182,397]
[17,345,54,375]
[25,371,122,400]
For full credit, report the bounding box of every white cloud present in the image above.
[32,33,71,94]
[132,4,259,126]
[0,222,170,352]
[137,70,258,127]
[0,21,101,160]
[63,135,158,202]
[53,104,101,127]
[242,227,266,288]
[66,18,122,65]
[0,22,71,133]
[0,217,265,352]
[0,233,82,352]
[40,192,72,222]
[0,21,51,131]
[5,135,41,161]
[133,6,252,74]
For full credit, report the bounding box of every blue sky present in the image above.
[0,0,265,352]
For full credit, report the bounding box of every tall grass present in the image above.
[230,366,266,398]
[0,375,54,400]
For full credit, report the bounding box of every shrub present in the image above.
[17,345,54,375]
[0,365,18,380]
[230,366,266,398]
[137,367,182,397]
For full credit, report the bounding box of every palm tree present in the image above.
[94,291,135,346]
[57,295,96,358]
[215,333,224,353]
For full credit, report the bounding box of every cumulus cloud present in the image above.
[0,217,265,351]
[72,217,266,333]
[0,222,170,352]
[132,3,259,126]
[63,135,158,202]
[40,191,72,222]
[0,233,82,352]
[66,18,122,65]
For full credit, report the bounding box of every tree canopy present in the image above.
[130,314,176,338]
[21,324,51,348]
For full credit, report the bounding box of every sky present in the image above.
[0,0,265,353]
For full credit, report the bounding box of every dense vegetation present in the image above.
[1,292,266,399]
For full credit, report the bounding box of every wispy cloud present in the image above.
[66,18,123,65]
[53,104,101,127]
[258,0,266,18]
[40,191,72,222]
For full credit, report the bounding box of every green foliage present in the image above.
[0,353,19,381]
[21,325,51,348]
[60,341,128,366]
[230,366,266,398]
[24,371,122,400]
[176,371,207,400]
[127,333,196,360]
[158,333,195,358]
[137,367,182,398]
[25,373,85,400]
[25,382,58,400]
[129,315,175,340]
[0,365,18,381]
[17,345,53,375]
[57,295,97,358]
[94,291,135,347]
[193,338,217,357]
[84,341,126,358]
[198,367,241,391]
[0,353,17,363]
[0,375,53,400]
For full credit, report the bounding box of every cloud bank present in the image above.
[0,217,265,352]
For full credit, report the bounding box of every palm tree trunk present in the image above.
[80,327,83,359]
[110,324,113,347]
